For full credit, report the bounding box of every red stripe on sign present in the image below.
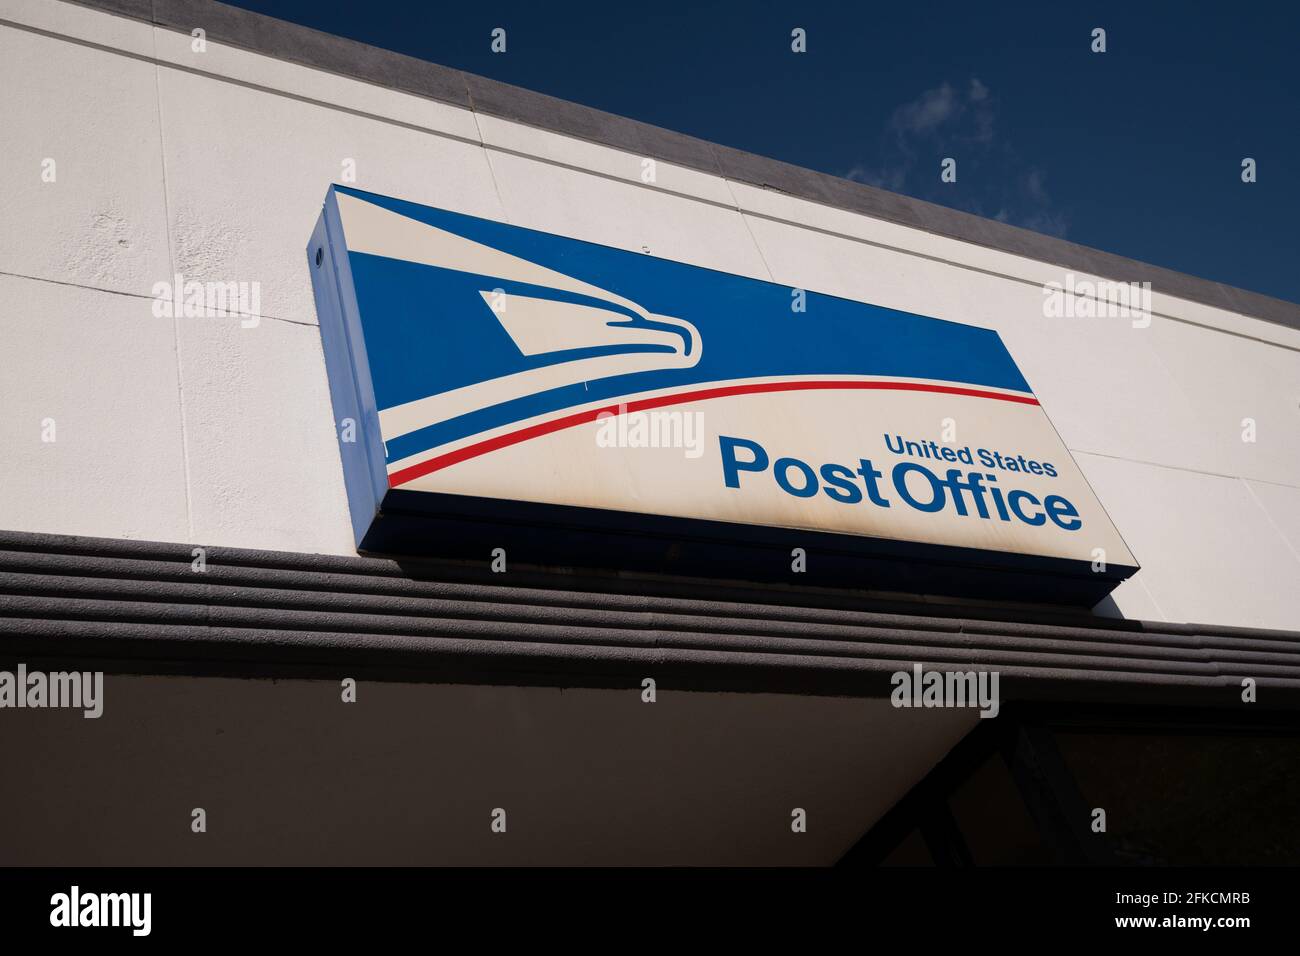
[387,379,1040,488]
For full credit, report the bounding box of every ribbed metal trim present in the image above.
[1,530,1298,708]
[52,0,1300,331]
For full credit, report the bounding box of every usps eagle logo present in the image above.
[334,190,704,485]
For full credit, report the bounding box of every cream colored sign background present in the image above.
[401,387,1137,566]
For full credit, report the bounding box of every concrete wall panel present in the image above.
[0,275,190,541]
[1076,453,1300,630]
[0,20,169,297]
[155,65,502,326]
[1144,315,1300,489]
[485,148,773,280]
[1246,479,1300,564]
[175,313,354,555]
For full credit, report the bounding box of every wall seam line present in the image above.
[149,24,195,542]
[1071,448,1300,492]
[1242,480,1300,567]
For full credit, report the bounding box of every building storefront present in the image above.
[2,0,1299,871]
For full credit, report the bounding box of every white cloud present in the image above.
[892,82,960,136]
[841,78,1066,238]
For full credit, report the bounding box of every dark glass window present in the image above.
[946,753,1053,865]
[1052,731,1300,865]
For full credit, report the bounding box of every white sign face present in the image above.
[314,186,1138,576]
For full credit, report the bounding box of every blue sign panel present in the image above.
[307,185,1137,603]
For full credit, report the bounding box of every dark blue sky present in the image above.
[231,0,1298,303]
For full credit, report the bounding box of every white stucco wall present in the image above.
[2,0,1297,629]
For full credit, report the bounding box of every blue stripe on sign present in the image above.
[335,185,1034,464]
